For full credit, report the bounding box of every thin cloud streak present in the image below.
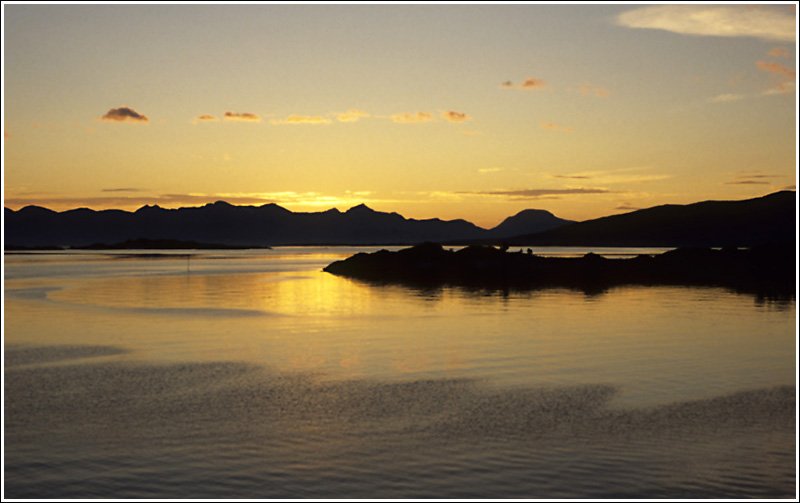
[391,112,434,124]
[460,188,612,199]
[710,93,745,103]
[224,112,261,122]
[336,109,370,123]
[102,188,146,193]
[271,115,332,125]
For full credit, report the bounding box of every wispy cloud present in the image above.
[391,112,434,124]
[540,122,573,133]
[501,78,546,91]
[101,107,148,123]
[768,47,790,58]
[725,173,783,185]
[725,180,770,185]
[442,111,471,123]
[336,109,370,123]
[615,203,641,211]
[271,115,332,125]
[552,174,591,180]
[709,93,745,103]
[461,188,611,199]
[756,61,796,79]
[756,60,796,95]
[578,84,610,98]
[224,111,261,122]
[478,167,503,174]
[102,188,146,193]
[763,81,795,95]
[617,5,795,42]
[195,114,217,122]
[549,168,670,185]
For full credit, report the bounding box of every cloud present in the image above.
[478,167,503,174]
[540,122,573,133]
[756,60,796,95]
[615,203,641,211]
[462,188,611,199]
[617,5,795,42]
[549,168,670,185]
[501,78,546,91]
[756,61,796,79]
[768,47,790,58]
[442,111,471,123]
[725,180,770,185]
[709,93,745,103]
[763,81,796,95]
[195,114,217,122]
[578,84,610,98]
[391,112,434,124]
[336,109,370,123]
[552,174,591,180]
[102,188,146,193]
[101,107,148,123]
[271,115,332,125]
[725,173,783,185]
[224,111,261,122]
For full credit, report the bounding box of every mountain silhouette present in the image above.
[485,209,573,239]
[4,191,794,248]
[4,201,567,248]
[505,191,795,247]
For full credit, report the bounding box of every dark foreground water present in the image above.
[3,248,796,498]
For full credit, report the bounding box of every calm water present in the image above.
[3,248,796,498]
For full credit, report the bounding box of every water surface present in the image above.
[4,248,796,498]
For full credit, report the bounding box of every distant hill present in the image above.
[485,209,573,240]
[506,191,796,247]
[3,201,572,248]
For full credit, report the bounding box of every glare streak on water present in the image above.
[3,248,796,498]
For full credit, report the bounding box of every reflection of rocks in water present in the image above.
[324,242,796,300]
[4,349,795,498]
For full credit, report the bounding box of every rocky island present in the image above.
[324,242,795,298]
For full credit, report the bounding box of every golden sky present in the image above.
[3,4,796,227]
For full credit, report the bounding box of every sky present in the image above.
[2,3,797,227]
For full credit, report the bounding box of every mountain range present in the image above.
[3,191,794,248]
[3,201,571,248]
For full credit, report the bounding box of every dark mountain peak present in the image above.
[511,208,557,218]
[63,207,97,215]
[346,203,375,214]
[259,202,291,213]
[19,205,57,215]
[322,207,342,214]
[204,200,235,209]
[135,204,165,214]
[488,208,573,239]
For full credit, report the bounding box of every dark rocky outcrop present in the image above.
[323,242,795,298]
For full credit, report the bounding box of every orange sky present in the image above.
[3,4,796,227]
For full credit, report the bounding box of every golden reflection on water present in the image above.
[4,256,796,408]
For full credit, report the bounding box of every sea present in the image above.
[3,247,796,498]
